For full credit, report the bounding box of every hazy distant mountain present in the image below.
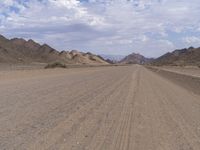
[0,34,108,65]
[101,54,125,62]
[152,47,200,66]
[119,53,152,64]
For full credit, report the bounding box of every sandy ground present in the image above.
[0,63,46,71]
[153,66,200,78]
[0,65,200,150]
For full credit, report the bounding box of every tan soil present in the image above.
[0,65,200,150]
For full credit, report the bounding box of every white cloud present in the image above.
[183,36,200,45]
[0,0,200,57]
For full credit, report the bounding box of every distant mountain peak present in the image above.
[120,52,151,64]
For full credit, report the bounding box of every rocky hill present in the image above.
[119,53,152,64]
[0,34,108,65]
[152,47,200,66]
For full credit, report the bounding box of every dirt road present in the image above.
[0,65,200,150]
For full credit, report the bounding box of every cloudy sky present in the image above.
[0,0,200,57]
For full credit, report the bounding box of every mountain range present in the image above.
[0,34,108,65]
[118,47,200,66]
[152,47,200,66]
[101,54,125,62]
[1,34,200,66]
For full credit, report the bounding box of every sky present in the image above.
[0,0,200,57]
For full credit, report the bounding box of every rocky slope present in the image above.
[152,47,200,66]
[0,34,108,65]
[119,52,152,64]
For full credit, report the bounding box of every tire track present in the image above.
[109,66,140,150]
[28,69,132,150]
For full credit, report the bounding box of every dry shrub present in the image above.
[45,62,67,69]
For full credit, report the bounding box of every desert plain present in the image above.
[0,65,200,150]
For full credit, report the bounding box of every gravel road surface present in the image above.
[0,65,200,150]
